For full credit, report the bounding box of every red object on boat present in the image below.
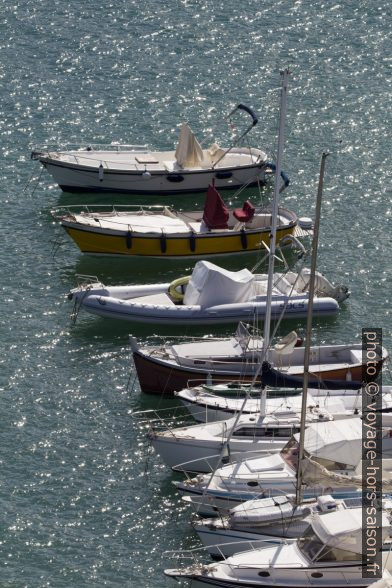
[233,200,255,222]
[202,183,230,229]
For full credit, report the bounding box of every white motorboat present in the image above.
[165,507,392,587]
[176,383,392,422]
[174,418,392,515]
[147,406,333,474]
[68,260,347,326]
[31,104,273,194]
[193,494,392,559]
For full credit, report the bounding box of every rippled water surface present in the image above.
[1,0,391,585]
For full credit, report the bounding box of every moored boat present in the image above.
[173,418,392,514]
[193,494,392,560]
[51,187,301,258]
[130,326,386,394]
[31,104,273,194]
[68,260,347,326]
[165,508,392,587]
[147,405,333,474]
[176,383,392,422]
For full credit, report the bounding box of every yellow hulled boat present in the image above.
[52,186,303,258]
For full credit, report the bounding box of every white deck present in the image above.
[50,147,264,171]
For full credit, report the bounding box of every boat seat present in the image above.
[135,154,159,164]
[233,200,255,223]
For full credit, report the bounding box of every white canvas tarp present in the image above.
[183,260,254,307]
[299,418,363,467]
[175,123,204,168]
[311,509,390,555]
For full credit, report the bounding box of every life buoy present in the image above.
[168,276,191,302]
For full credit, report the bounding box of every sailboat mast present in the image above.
[260,68,289,414]
[296,151,330,505]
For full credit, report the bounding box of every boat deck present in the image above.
[45,147,264,171]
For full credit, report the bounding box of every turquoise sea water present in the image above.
[1,0,391,585]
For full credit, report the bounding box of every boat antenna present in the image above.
[260,68,290,415]
[295,151,330,505]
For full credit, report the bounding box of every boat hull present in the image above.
[62,223,295,258]
[39,158,268,194]
[80,295,338,325]
[132,350,376,395]
[176,484,360,517]
[170,567,386,588]
[150,434,286,474]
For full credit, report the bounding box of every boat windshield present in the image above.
[297,528,325,561]
[298,528,362,562]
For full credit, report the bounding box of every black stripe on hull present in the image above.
[58,182,265,195]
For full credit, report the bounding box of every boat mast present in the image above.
[260,68,289,415]
[195,73,291,505]
[295,151,329,505]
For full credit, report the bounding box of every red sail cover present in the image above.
[202,184,230,229]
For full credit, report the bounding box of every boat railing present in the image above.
[172,453,231,475]
[32,143,149,154]
[51,203,172,218]
[177,448,273,481]
[184,378,262,393]
[72,274,102,289]
[132,406,193,436]
[163,537,290,565]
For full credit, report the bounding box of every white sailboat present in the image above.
[193,494,392,559]
[174,417,392,516]
[176,383,392,422]
[148,407,333,474]
[165,507,392,587]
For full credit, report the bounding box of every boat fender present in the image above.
[168,276,191,302]
[240,227,248,249]
[215,170,233,180]
[189,230,196,252]
[98,163,104,181]
[160,233,167,253]
[126,230,132,249]
[166,173,184,183]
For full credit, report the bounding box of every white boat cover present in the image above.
[299,418,363,467]
[230,496,311,525]
[175,123,204,168]
[310,508,390,554]
[183,260,254,307]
